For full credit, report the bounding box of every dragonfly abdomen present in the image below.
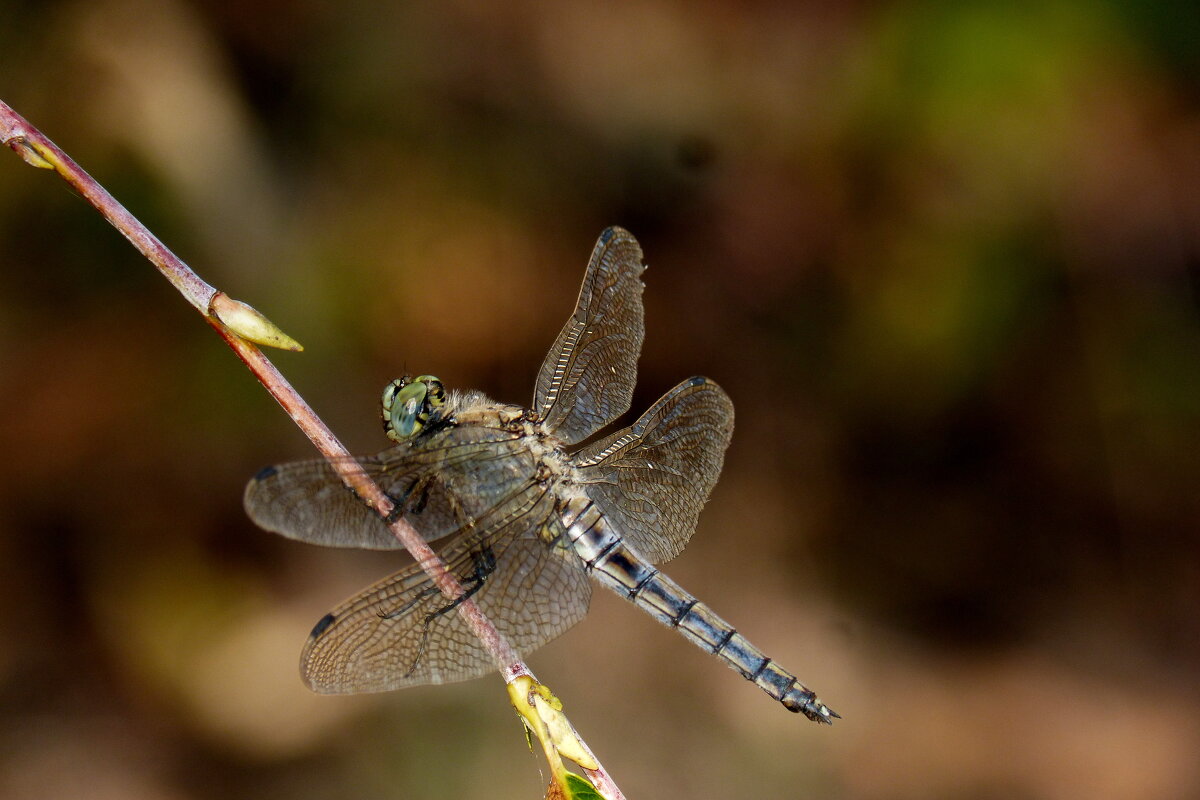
[560,496,837,724]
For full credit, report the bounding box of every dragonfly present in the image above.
[244,227,837,723]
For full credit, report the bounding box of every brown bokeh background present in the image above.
[2,1,1199,798]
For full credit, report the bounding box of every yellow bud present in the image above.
[210,293,303,351]
[10,138,56,170]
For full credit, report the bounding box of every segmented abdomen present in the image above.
[558,495,836,723]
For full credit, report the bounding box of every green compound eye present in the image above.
[382,375,446,441]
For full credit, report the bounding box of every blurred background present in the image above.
[1,1,1198,798]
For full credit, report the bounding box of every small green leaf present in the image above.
[562,772,603,800]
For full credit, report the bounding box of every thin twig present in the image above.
[1,98,622,799]
[0,97,517,666]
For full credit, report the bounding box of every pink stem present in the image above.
[1,97,623,799]
[0,98,521,681]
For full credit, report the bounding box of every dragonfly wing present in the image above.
[244,427,530,550]
[572,376,734,563]
[301,483,592,691]
[532,227,646,444]
[245,456,410,550]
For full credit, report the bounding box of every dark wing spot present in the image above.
[309,612,336,638]
[253,465,278,481]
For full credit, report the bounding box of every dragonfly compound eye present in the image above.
[382,375,445,441]
[248,228,837,723]
[414,375,446,408]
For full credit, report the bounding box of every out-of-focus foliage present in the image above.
[1,1,1198,798]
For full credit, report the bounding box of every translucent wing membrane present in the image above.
[242,229,833,720]
[533,227,646,444]
[245,457,414,550]
[244,420,531,550]
[572,377,734,564]
[301,482,592,691]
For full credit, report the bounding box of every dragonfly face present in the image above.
[244,227,837,723]
[381,374,447,441]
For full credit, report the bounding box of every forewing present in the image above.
[300,484,592,691]
[244,429,527,550]
[572,377,734,563]
[533,227,646,444]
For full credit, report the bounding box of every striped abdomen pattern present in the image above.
[558,496,837,723]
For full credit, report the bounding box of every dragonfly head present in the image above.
[382,375,446,442]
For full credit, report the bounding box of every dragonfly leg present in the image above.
[403,546,498,677]
[383,475,435,524]
[377,584,440,621]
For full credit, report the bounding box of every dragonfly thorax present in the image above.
[382,375,447,441]
[245,228,837,725]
